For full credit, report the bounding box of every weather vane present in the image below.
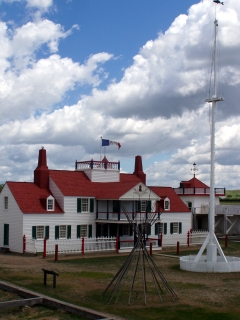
[191,162,198,177]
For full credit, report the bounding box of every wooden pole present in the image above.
[43,237,46,258]
[176,241,180,255]
[55,244,58,262]
[23,235,26,254]
[81,237,84,255]
[225,234,228,248]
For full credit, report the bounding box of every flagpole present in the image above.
[100,136,102,161]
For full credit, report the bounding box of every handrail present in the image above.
[75,160,120,170]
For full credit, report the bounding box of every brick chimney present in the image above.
[133,155,146,184]
[34,147,49,189]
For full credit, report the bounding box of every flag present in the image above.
[102,139,121,149]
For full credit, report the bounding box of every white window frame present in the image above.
[80,225,88,237]
[164,198,170,210]
[172,222,179,234]
[159,223,163,234]
[36,226,45,240]
[47,196,54,211]
[59,225,67,239]
[141,201,146,212]
[81,198,89,213]
[4,196,8,210]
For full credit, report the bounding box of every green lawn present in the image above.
[1,241,240,319]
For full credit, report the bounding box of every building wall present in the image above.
[0,184,23,253]
[160,212,192,235]
[179,195,220,213]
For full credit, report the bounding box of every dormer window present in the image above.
[47,196,54,211]
[164,198,170,210]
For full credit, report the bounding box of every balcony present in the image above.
[173,187,225,196]
[96,211,158,221]
[75,160,120,171]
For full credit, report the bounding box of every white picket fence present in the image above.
[24,237,116,255]
[161,230,209,247]
[24,231,209,255]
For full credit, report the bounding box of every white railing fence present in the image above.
[23,231,209,255]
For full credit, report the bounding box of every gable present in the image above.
[120,183,160,201]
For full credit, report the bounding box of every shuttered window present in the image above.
[32,226,49,240]
[77,198,94,213]
[170,222,182,234]
[77,225,90,238]
[55,225,71,239]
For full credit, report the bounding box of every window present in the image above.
[59,225,66,238]
[37,226,44,239]
[187,202,192,210]
[55,225,71,239]
[32,226,49,240]
[77,198,94,213]
[155,223,167,235]
[141,201,147,212]
[82,199,89,212]
[47,198,54,211]
[4,197,8,210]
[113,200,119,212]
[77,225,91,238]
[164,199,170,210]
[136,201,151,212]
[170,222,182,234]
[138,223,151,236]
[122,225,130,236]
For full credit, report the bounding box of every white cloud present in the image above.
[26,0,53,10]
[0,0,239,190]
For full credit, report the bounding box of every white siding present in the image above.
[84,169,120,182]
[160,212,192,235]
[179,195,220,214]
[0,185,23,253]
[49,178,64,210]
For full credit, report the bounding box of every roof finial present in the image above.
[191,162,198,177]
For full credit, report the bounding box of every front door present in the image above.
[3,224,9,246]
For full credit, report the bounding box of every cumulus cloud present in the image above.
[0,0,239,190]
[26,0,53,10]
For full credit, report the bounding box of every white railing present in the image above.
[161,230,208,247]
[25,238,37,254]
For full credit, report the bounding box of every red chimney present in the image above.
[34,147,49,189]
[133,155,146,184]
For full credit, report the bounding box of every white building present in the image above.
[0,148,191,253]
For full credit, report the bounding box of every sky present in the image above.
[0,0,239,190]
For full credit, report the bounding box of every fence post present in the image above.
[116,235,119,254]
[225,234,228,248]
[55,244,58,262]
[23,235,26,254]
[43,237,46,258]
[176,241,180,255]
[150,243,152,256]
[81,237,85,255]
[187,231,190,247]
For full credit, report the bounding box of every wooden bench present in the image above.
[42,269,59,288]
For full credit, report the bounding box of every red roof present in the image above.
[7,182,64,214]
[49,170,142,199]
[181,177,209,189]
[149,186,190,213]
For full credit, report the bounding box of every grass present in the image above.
[1,241,240,320]
[220,189,240,204]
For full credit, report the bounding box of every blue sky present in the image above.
[0,0,239,189]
